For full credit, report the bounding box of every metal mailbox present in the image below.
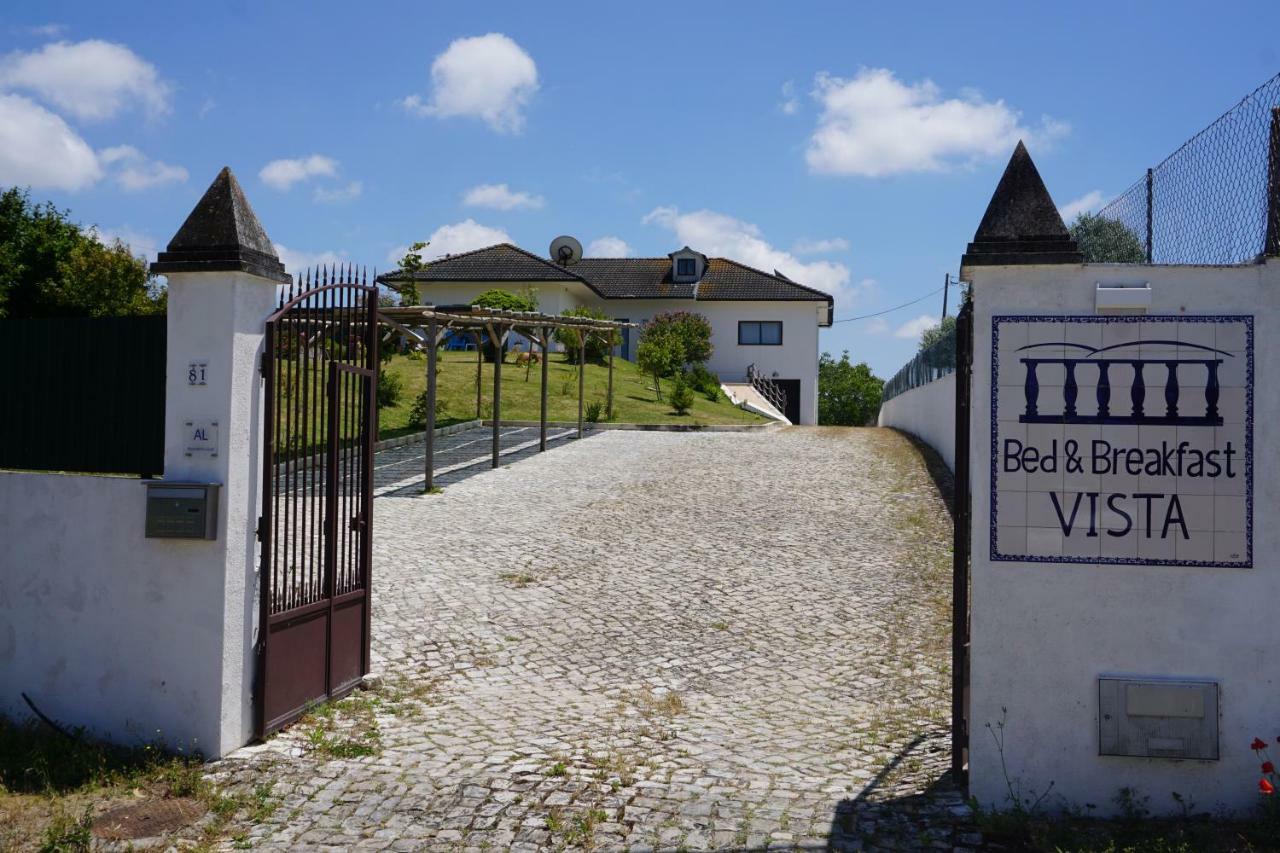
[1099,677,1219,760]
[145,482,219,540]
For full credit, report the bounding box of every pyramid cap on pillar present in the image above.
[961,141,1083,267]
[151,167,291,283]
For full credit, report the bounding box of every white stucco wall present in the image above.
[0,474,229,754]
[965,258,1280,816]
[0,269,274,758]
[877,372,956,470]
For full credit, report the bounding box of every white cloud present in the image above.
[25,24,67,38]
[1059,189,1107,223]
[197,97,216,119]
[400,33,538,133]
[865,317,889,335]
[779,80,799,115]
[587,236,631,258]
[643,205,857,309]
[386,218,511,265]
[94,226,160,262]
[805,68,1068,177]
[273,243,349,275]
[792,237,850,255]
[314,180,363,204]
[0,39,171,122]
[259,154,338,190]
[894,314,939,340]
[462,182,544,211]
[0,93,101,190]
[99,145,187,191]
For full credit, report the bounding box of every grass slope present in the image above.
[378,350,763,439]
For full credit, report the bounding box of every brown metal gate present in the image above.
[951,296,973,783]
[257,268,378,737]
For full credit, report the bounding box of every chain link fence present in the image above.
[881,327,956,403]
[1085,72,1280,265]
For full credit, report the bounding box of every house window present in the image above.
[676,258,696,278]
[738,321,783,345]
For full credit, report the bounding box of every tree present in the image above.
[818,351,884,426]
[636,327,682,400]
[0,187,163,318]
[395,241,429,305]
[1069,212,1146,263]
[553,305,615,364]
[917,314,957,369]
[471,289,537,362]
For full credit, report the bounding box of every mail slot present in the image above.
[145,482,219,540]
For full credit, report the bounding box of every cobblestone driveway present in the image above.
[215,427,973,851]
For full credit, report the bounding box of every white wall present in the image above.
[0,269,274,758]
[965,258,1280,816]
[0,474,228,754]
[877,372,956,470]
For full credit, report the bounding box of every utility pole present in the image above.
[941,272,950,320]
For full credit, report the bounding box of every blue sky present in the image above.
[2,1,1277,376]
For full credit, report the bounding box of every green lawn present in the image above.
[378,350,764,439]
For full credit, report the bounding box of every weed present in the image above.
[37,807,92,853]
[498,571,537,588]
[546,761,568,778]
[709,620,729,631]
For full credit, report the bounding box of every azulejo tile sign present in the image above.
[991,315,1253,568]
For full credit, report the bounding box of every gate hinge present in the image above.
[259,353,267,378]
[255,516,265,541]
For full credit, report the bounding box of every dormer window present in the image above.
[669,246,707,283]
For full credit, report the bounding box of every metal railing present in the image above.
[746,363,788,417]
[1087,72,1280,265]
[881,329,956,403]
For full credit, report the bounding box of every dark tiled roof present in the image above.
[380,243,585,284]
[379,244,833,308]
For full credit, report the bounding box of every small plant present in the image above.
[1252,736,1278,799]
[985,707,1054,817]
[376,367,402,409]
[585,400,604,423]
[499,571,537,588]
[546,761,567,777]
[38,807,92,853]
[686,364,722,402]
[407,389,446,428]
[668,376,695,415]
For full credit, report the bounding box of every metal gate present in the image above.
[257,267,378,737]
[951,297,974,782]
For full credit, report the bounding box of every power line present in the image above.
[832,285,948,324]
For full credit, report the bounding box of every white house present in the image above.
[382,243,833,424]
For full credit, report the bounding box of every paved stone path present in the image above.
[213,427,976,851]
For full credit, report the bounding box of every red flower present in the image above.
[1265,761,1277,774]
[1252,737,1269,751]
[1261,778,1275,795]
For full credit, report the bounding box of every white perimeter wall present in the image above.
[966,259,1280,816]
[0,474,228,754]
[876,372,956,470]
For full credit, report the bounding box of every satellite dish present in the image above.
[550,235,583,266]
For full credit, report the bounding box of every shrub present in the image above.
[585,401,604,423]
[669,377,695,415]
[645,311,713,366]
[408,389,446,427]
[686,364,722,402]
[554,306,616,364]
[376,368,402,409]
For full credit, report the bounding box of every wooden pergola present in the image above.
[378,304,636,491]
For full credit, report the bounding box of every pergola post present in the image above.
[607,330,615,420]
[424,316,438,492]
[539,326,549,452]
[489,323,505,468]
[576,328,586,439]
[474,330,483,419]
